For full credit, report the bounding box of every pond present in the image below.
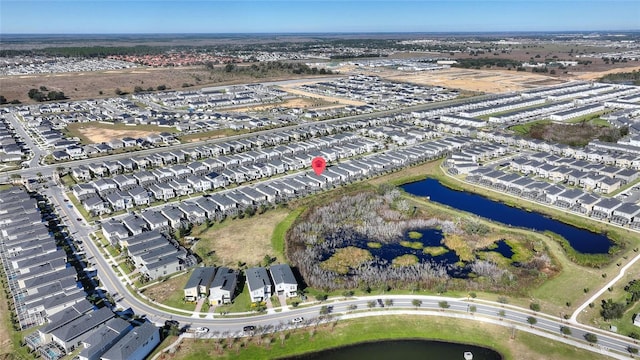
[322,228,473,278]
[284,339,502,360]
[401,178,612,254]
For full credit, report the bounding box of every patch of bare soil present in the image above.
[76,126,160,143]
[378,67,562,93]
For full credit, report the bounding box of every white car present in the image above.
[195,327,209,333]
[291,317,304,324]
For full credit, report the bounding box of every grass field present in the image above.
[191,208,290,267]
[164,316,605,360]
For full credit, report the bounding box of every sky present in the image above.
[1,0,639,34]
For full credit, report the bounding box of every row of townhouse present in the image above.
[575,86,640,105]
[0,115,27,163]
[463,166,640,228]
[0,187,85,331]
[70,130,369,183]
[410,92,522,120]
[549,103,606,121]
[520,81,592,98]
[100,223,196,281]
[77,135,383,215]
[25,301,159,360]
[546,83,614,102]
[487,100,574,124]
[477,132,640,169]
[458,96,547,118]
[509,152,639,193]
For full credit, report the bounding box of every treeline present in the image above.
[0,45,165,58]
[452,58,522,69]
[329,53,388,60]
[208,61,333,76]
[28,87,66,102]
[599,70,640,85]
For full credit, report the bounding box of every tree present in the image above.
[600,299,625,320]
[560,326,572,336]
[157,85,167,91]
[319,305,329,315]
[384,299,393,307]
[134,86,144,93]
[367,300,376,309]
[628,346,638,354]
[0,95,7,104]
[114,88,124,95]
[498,310,506,319]
[347,304,357,311]
[529,303,541,312]
[497,296,509,304]
[526,316,537,327]
[412,299,422,309]
[584,333,598,344]
[315,293,327,302]
[469,305,477,314]
[438,301,450,311]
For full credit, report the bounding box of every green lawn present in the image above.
[215,283,253,314]
[172,316,605,360]
[271,206,306,260]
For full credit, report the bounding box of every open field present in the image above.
[165,315,604,360]
[0,66,330,104]
[64,122,175,144]
[380,67,565,93]
[141,271,192,307]
[191,208,290,267]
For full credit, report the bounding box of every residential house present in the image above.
[245,267,272,302]
[183,267,217,302]
[269,264,298,298]
[209,267,238,305]
[100,322,160,360]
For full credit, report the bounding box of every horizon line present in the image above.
[2,30,640,36]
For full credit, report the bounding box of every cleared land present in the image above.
[380,67,565,93]
[64,122,172,144]
[191,208,290,268]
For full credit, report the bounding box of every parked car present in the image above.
[243,325,256,332]
[291,317,304,324]
[195,327,209,333]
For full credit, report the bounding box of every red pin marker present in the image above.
[311,156,326,176]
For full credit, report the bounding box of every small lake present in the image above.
[285,339,502,360]
[401,178,612,254]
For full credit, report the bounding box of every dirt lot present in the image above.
[192,208,290,267]
[377,67,566,93]
[141,272,190,304]
[76,126,159,143]
[572,65,640,81]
